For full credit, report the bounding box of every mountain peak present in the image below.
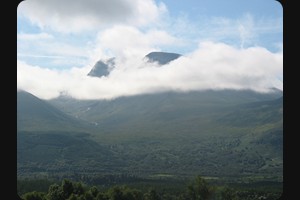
[87,57,115,78]
[145,51,181,65]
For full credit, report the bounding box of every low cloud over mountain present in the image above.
[17,42,282,100]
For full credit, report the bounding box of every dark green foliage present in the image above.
[220,186,238,200]
[18,179,56,196]
[105,185,143,200]
[83,192,94,200]
[47,184,64,200]
[19,178,282,200]
[143,188,161,200]
[73,182,85,196]
[62,179,74,199]
[95,193,108,200]
[22,191,46,200]
[107,187,123,200]
[187,176,212,200]
[67,194,80,200]
[17,131,114,177]
[89,186,99,197]
[121,187,143,200]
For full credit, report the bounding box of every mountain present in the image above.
[17,90,90,132]
[144,52,181,65]
[18,89,283,181]
[47,89,282,178]
[87,52,182,78]
[49,89,282,130]
[17,91,115,177]
[87,57,115,77]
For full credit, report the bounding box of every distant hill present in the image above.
[17,90,90,132]
[49,89,282,130]
[17,91,115,177]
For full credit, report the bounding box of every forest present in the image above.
[18,175,282,200]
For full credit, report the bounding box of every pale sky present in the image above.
[17,0,283,100]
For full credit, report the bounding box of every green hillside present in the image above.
[18,89,283,183]
[17,90,93,132]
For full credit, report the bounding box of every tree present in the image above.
[83,192,94,200]
[62,179,74,199]
[187,176,212,200]
[121,186,142,200]
[73,182,85,196]
[67,194,79,200]
[89,186,99,198]
[220,186,238,200]
[47,184,64,200]
[107,186,123,200]
[96,192,108,200]
[143,188,161,200]
[22,191,45,200]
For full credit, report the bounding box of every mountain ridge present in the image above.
[17,90,91,132]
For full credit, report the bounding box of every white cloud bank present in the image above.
[91,25,180,61]
[18,0,167,33]
[17,42,283,100]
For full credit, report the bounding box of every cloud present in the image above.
[18,0,167,33]
[94,25,180,59]
[17,32,54,40]
[17,42,283,100]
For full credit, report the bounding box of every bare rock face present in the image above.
[87,58,115,77]
[144,52,181,65]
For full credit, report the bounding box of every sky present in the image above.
[17,0,283,100]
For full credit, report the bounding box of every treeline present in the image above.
[19,176,281,200]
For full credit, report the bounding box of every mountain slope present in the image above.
[17,91,116,177]
[17,90,90,132]
[49,89,282,134]
[19,89,283,180]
